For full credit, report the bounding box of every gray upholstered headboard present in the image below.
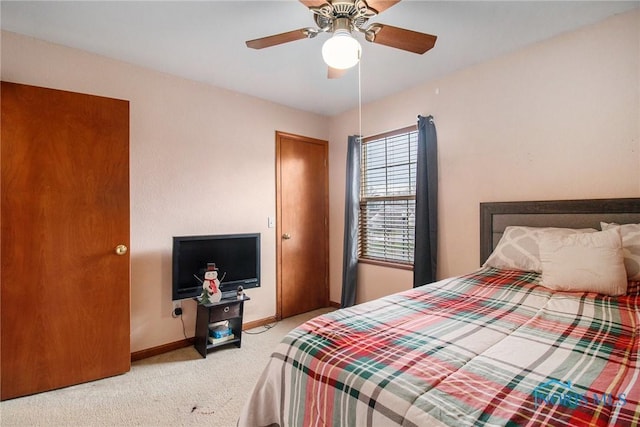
[479,198,640,266]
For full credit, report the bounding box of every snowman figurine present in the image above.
[201,263,222,304]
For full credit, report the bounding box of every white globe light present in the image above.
[322,30,362,70]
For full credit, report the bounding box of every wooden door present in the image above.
[276,131,329,319]
[1,82,130,400]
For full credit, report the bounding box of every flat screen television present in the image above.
[172,233,260,301]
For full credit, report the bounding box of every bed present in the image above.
[239,198,640,426]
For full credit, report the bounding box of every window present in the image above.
[359,125,418,266]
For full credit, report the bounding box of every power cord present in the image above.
[244,321,279,335]
[172,307,188,339]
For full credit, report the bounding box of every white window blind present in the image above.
[359,126,418,265]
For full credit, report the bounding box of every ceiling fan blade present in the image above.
[328,67,347,79]
[299,0,401,13]
[246,29,309,49]
[366,0,402,14]
[371,24,437,54]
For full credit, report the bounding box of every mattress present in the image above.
[238,268,639,426]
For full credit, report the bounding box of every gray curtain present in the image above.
[413,115,438,287]
[341,135,360,307]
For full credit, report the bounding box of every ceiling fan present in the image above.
[246,0,437,77]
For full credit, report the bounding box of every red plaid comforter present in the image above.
[239,268,639,426]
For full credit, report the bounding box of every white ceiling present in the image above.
[1,1,638,116]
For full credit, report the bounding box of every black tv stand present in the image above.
[194,296,250,358]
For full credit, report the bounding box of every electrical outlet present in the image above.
[172,301,182,317]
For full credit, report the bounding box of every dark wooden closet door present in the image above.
[1,82,130,400]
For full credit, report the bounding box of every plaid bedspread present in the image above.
[238,268,639,426]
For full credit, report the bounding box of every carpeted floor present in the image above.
[0,308,333,427]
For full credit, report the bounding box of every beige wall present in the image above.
[329,9,640,304]
[2,8,639,353]
[1,31,328,352]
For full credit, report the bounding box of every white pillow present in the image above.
[538,227,627,296]
[483,226,596,272]
[600,222,640,280]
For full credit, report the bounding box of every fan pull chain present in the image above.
[358,56,362,143]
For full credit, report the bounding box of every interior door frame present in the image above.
[275,131,329,320]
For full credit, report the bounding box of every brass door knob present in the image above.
[115,244,128,255]
[282,233,291,240]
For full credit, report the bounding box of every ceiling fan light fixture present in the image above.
[322,29,362,70]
